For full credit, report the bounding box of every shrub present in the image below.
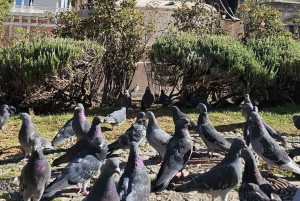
[0,37,105,114]
[246,36,300,105]
[149,32,274,104]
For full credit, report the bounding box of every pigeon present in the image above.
[52,116,102,166]
[130,84,139,94]
[118,141,151,201]
[175,138,247,201]
[141,86,154,110]
[43,136,108,197]
[72,103,91,140]
[159,89,171,107]
[242,103,254,147]
[121,89,132,109]
[0,104,10,133]
[241,94,253,119]
[293,115,300,130]
[145,111,172,161]
[250,111,300,175]
[18,113,55,160]
[83,158,121,201]
[3,104,17,116]
[51,118,76,147]
[152,117,193,192]
[170,105,198,132]
[107,111,147,157]
[197,103,231,157]
[103,107,127,130]
[19,137,51,201]
[239,148,282,201]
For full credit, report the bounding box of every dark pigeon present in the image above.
[19,137,51,201]
[118,142,151,201]
[72,103,91,140]
[0,104,10,133]
[145,111,172,161]
[170,105,198,132]
[83,158,120,201]
[242,103,254,147]
[152,117,193,192]
[18,113,55,160]
[51,118,76,147]
[2,104,17,116]
[52,116,102,166]
[293,115,300,130]
[159,89,171,107]
[103,107,127,130]
[175,138,247,201]
[141,86,154,110]
[239,148,282,201]
[107,112,147,157]
[250,111,300,175]
[197,103,231,157]
[43,137,108,197]
[121,89,132,109]
[241,94,253,120]
[130,84,139,94]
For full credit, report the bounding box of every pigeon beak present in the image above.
[75,106,78,110]
[115,168,121,175]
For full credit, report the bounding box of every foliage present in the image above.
[0,37,105,113]
[236,0,289,42]
[52,0,156,106]
[246,36,300,105]
[171,0,227,35]
[0,0,13,47]
[149,32,273,103]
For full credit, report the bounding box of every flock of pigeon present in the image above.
[2,88,300,201]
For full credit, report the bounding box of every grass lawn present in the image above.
[1,102,300,159]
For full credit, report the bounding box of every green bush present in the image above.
[149,32,273,103]
[246,36,300,105]
[0,37,105,113]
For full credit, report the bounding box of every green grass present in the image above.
[1,103,300,159]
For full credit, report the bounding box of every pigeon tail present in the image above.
[52,154,70,166]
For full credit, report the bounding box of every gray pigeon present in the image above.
[242,103,254,147]
[141,86,154,110]
[121,89,132,109]
[2,104,17,116]
[253,106,286,145]
[145,111,172,161]
[103,107,127,130]
[18,113,55,160]
[239,148,282,201]
[197,103,231,157]
[72,103,91,140]
[51,118,76,147]
[130,84,139,94]
[19,137,51,201]
[0,104,10,133]
[152,117,193,192]
[44,136,108,197]
[170,105,198,132]
[118,141,151,201]
[250,111,300,175]
[241,94,253,120]
[52,116,102,166]
[84,158,120,201]
[175,138,247,201]
[159,89,171,107]
[293,115,300,130]
[107,112,147,157]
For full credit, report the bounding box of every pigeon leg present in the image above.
[1,126,6,133]
[76,183,83,194]
[82,180,90,196]
[266,165,271,177]
[175,169,190,178]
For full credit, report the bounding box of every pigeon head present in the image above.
[197,103,207,113]
[175,117,191,138]
[92,116,102,126]
[19,113,31,121]
[146,86,150,91]
[240,147,254,161]
[145,111,154,119]
[245,94,251,103]
[228,137,247,157]
[170,106,180,113]
[1,104,10,112]
[161,90,165,94]
[29,135,42,151]
[75,103,84,112]
[250,111,262,125]
[136,112,146,120]
[90,137,107,160]
[102,158,121,175]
